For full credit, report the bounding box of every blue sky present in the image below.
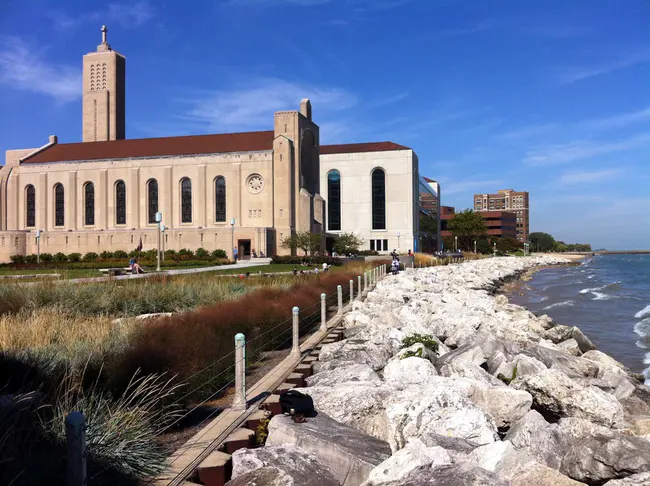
[0,0,648,249]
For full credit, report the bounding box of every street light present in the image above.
[473,240,477,254]
[35,230,41,264]
[155,211,162,272]
[397,231,401,253]
[230,217,236,261]
[160,224,166,260]
[454,236,458,252]
[493,241,497,257]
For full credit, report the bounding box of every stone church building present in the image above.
[0,27,424,262]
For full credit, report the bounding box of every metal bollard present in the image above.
[412,260,415,269]
[234,333,246,410]
[337,285,343,315]
[358,276,362,298]
[320,293,327,332]
[291,307,300,358]
[349,279,354,304]
[66,411,87,486]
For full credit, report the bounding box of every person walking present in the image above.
[233,247,239,263]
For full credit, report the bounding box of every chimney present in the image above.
[49,135,58,144]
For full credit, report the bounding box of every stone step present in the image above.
[294,363,313,378]
[273,382,295,395]
[302,356,318,364]
[245,409,271,433]
[196,450,232,486]
[285,372,305,387]
[262,394,282,416]
[223,428,255,454]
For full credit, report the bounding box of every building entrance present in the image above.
[238,239,251,260]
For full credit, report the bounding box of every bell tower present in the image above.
[82,25,125,142]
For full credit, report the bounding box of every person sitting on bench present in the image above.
[129,257,145,274]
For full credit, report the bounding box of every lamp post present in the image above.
[160,224,166,260]
[474,240,477,254]
[35,230,41,264]
[230,217,236,261]
[155,212,162,272]
[397,231,401,253]
[493,241,497,257]
[454,236,458,252]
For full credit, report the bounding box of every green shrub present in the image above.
[178,248,194,258]
[497,365,518,385]
[400,333,439,353]
[24,254,38,264]
[10,255,24,264]
[128,250,140,258]
[358,250,380,256]
[99,251,114,259]
[113,250,129,259]
[53,252,68,263]
[211,249,227,259]
[143,249,157,260]
[195,248,209,258]
[164,250,177,259]
[40,253,54,262]
[68,253,82,263]
[83,252,100,262]
[400,348,423,359]
[271,255,342,266]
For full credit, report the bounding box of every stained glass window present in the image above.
[181,178,192,223]
[327,170,341,231]
[371,168,386,230]
[115,180,126,225]
[84,182,95,226]
[215,177,226,222]
[26,185,35,227]
[54,184,64,227]
[148,179,158,224]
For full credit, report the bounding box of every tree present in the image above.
[333,232,364,255]
[419,214,439,253]
[281,231,321,256]
[528,232,556,252]
[447,210,488,251]
[497,237,523,253]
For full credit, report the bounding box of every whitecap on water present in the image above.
[587,275,595,280]
[635,304,650,319]
[634,318,650,339]
[542,300,575,310]
[592,291,612,301]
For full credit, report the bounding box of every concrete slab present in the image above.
[285,372,305,387]
[197,451,232,486]
[223,428,255,454]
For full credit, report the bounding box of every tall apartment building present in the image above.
[474,189,529,242]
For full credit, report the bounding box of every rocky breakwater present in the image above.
[226,256,650,486]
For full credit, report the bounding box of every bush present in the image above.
[401,333,438,353]
[68,253,82,263]
[142,249,157,260]
[100,251,114,259]
[40,253,54,263]
[83,252,100,262]
[178,248,194,258]
[53,252,68,263]
[164,250,177,259]
[10,255,24,264]
[128,250,140,258]
[211,249,227,259]
[195,248,209,258]
[113,250,129,259]
[24,254,38,264]
[357,250,379,256]
[271,255,342,266]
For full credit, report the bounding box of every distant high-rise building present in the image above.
[474,189,529,242]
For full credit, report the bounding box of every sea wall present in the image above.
[227,256,650,485]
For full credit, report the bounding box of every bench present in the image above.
[99,267,134,276]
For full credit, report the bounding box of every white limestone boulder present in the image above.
[382,356,438,387]
[470,385,533,429]
[306,363,382,387]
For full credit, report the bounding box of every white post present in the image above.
[412,260,414,269]
[474,240,477,254]
[234,333,246,410]
[337,285,343,315]
[364,271,368,291]
[292,307,300,358]
[36,230,41,264]
[65,411,86,486]
[357,276,362,299]
[320,293,327,332]
[349,279,354,304]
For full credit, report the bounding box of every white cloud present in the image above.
[497,123,557,140]
[438,178,505,196]
[51,1,155,30]
[553,51,650,85]
[178,77,357,133]
[557,168,622,185]
[0,36,80,102]
[579,107,650,132]
[523,134,650,165]
[368,93,409,109]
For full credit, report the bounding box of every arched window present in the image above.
[215,176,226,222]
[115,180,126,225]
[371,168,386,230]
[147,179,158,224]
[181,178,192,223]
[54,183,64,227]
[327,170,341,231]
[25,185,36,228]
[84,182,95,226]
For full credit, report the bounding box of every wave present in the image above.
[542,300,575,310]
[587,275,595,280]
[634,318,650,339]
[635,304,650,319]
[579,281,620,294]
[636,340,646,349]
[592,291,612,301]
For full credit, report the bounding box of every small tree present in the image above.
[281,231,321,256]
[333,232,364,255]
[447,210,488,251]
[529,232,556,252]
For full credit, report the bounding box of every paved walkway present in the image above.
[18,258,273,286]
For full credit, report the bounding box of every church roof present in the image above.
[22,131,276,163]
[22,132,410,164]
[320,141,411,155]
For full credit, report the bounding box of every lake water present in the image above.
[507,254,650,380]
